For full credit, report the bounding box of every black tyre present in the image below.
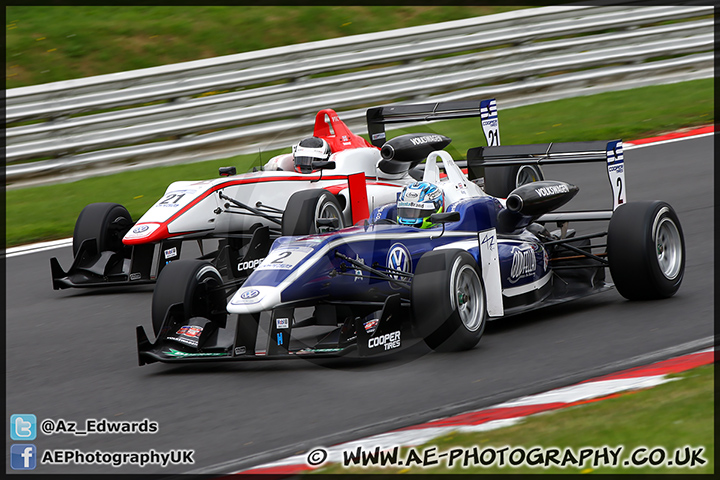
[151,260,226,337]
[73,203,133,256]
[411,249,486,352]
[607,201,685,300]
[281,189,345,236]
[484,164,544,198]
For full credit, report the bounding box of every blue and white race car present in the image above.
[137,133,685,364]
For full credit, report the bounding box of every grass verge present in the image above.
[5,78,713,247]
[6,6,524,88]
[313,363,713,474]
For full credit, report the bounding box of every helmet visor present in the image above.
[294,145,329,173]
[397,201,437,220]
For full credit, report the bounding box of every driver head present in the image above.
[397,181,444,228]
[293,137,331,174]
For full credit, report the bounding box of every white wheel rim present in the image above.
[653,210,682,280]
[315,196,342,232]
[451,263,484,332]
[515,165,541,187]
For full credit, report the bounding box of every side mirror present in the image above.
[430,211,460,224]
[311,161,336,170]
[219,166,237,177]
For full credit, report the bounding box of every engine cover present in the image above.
[378,133,451,174]
[505,180,579,217]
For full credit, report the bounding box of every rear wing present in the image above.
[366,99,499,149]
[468,139,627,213]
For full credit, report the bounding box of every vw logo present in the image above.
[132,224,150,234]
[386,243,412,289]
[240,289,260,300]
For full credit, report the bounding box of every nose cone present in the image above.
[228,286,283,314]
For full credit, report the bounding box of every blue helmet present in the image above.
[397,182,444,228]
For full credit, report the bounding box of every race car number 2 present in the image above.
[257,247,313,270]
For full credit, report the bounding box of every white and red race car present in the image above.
[51,99,534,289]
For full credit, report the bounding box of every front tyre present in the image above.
[73,203,133,256]
[607,201,685,300]
[151,260,227,337]
[411,249,486,352]
[281,189,345,236]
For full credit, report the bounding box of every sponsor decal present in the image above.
[276,333,283,345]
[240,289,260,300]
[238,258,264,272]
[368,330,401,351]
[509,245,537,283]
[129,273,142,281]
[410,134,445,146]
[164,349,226,358]
[607,142,624,164]
[132,225,150,234]
[257,247,313,271]
[276,318,289,329]
[167,325,204,348]
[398,200,433,209]
[167,336,197,348]
[386,243,412,289]
[295,347,344,355]
[234,346,247,356]
[404,190,420,201]
[353,254,365,282]
[481,233,496,252]
[363,319,379,334]
[374,205,386,221]
[534,184,570,197]
[177,325,203,337]
[164,247,178,259]
[480,99,498,119]
[371,132,386,141]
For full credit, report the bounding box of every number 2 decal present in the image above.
[271,251,292,263]
[616,177,624,205]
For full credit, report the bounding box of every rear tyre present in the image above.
[73,203,133,256]
[281,189,345,236]
[412,249,486,352]
[607,201,684,300]
[151,260,226,337]
[484,164,544,198]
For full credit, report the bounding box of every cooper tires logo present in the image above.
[238,258,264,272]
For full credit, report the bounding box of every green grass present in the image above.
[6,6,524,88]
[313,364,714,474]
[5,78,712,248]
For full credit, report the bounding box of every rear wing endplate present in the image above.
[366,99,499,149]
[468,139,626,210]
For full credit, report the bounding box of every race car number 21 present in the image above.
[257,248,313,270]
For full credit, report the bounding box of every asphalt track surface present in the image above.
[5,135,713,475]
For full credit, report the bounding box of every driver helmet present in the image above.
[293,137,331,174]
[397,181,444,228]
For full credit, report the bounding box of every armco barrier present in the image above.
[5,4,713,187]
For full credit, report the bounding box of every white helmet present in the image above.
[293,137,331,173]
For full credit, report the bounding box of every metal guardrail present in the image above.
[5,4,714,187]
